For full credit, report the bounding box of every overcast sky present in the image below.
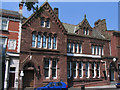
[1,1,119,31]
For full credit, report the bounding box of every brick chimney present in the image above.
[19,2,23,15]
[54,8,58,17]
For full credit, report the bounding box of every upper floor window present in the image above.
[46,19,50,28]
[70,43,74,53]
[53,36,57,49]
[86,28,89,35]
[75,43,78,53]
[1,19,9,30]
[32,32,36,47]
[38,33,42,48]
[83,28,86,35]
[85,62,89,78]
[41,18,45,27]
[48,35,52,49]
[79,44,82,53]
[91,45,104,55]
[43,34,47,48]
[67,43,70,52]
[83,28,89,35]
[0,37,7,48]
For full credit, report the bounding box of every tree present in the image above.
[21,0,39,12]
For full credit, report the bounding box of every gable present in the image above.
[22,2,67,34]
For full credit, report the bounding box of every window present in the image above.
[75,43,78,53]
[0,37,7,48]
[70,43,74,53]
[94,46,97,55]
[52,59,57,78]
[56,82,62,86]
[73,62,77,78]
[85,62,89,78]
[46,19,50,28]
[43,34,47,48]
[32,32,36,47]
[83,28,86,35]
[44,58,50,78]
[48,35,52,49]
[79,62,83,77]
[67,62,71,78]
[41,18,45,27]
[67,43,70,52]
[92,63,95,77]
[53,36,57,49]
[91,45,94,55]
[8,39,16,50]
[101,47,104,55]
[79,44,82,53]
[37,33,41,48]
[86,29,89,35]
[97,63,100,77]
[1,19,8,30]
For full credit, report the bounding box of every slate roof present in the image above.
[0,9,22,19]
[62,21,106,40]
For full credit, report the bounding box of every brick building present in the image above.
[19,2,119,88]
[0,3,24,89]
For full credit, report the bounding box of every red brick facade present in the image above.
[19,2,119,88]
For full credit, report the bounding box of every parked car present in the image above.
[116,83,120,88]
[34,82,68,90]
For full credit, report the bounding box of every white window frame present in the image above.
[48,35,52,49]
[67,61,72,78]
[44,59,51,79]
[93,63,96,78]
[79,62,83,78]
[41,18,45,27]
[8,39,16,50]
[37,34,42,48]
[52,59,57,79]
[86,62,90,78]
[92,45,94,55]
[79,44,82,53]
[101,47,104,55]
[1,18,9,30]
[43,35,47,49]
[46,19,50,28]
[97,63,100,78]
[73,61,77,78]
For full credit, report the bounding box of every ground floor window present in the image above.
[67,61,72,78]
[44,58,57,79]
[96,63,100,77]
[73,62,77,78]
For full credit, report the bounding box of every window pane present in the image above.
[32,33,36,47]
[73,62,76,77]
[75,43,77,53]
[48,36,51,49]
[52,69,56,77]
[37,34,41,48]
[67,62,70,77]
[46,19,50,27]
[43,35,46,48]
[67,43,70,52]
[79,44,82,53]
[53,36,56,49]
[85,63,89,77]
[44,69,49,77]
[70,43,73,53]
[41,18,44,27]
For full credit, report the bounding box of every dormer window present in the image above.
[46,19,50,28]
[83,28,89,35]
[41,18,45,27]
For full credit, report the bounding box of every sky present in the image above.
[1,1,119,31]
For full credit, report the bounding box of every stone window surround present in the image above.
[32,32,57,50]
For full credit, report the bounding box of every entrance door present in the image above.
[23,70,34,88]
[9,73,15,88]
[110,70,114,81]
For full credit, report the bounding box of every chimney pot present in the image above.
[19,2,23,15]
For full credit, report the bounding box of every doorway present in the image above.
[110,63,115,81]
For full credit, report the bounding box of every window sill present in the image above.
[0,29,9,32]
[30,47,60,53]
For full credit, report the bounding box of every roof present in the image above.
[62,22,105,40]
[0,9,22,19]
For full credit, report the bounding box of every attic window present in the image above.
[41,18,45,27]
[83,28,89,35]
[46,19,50,28]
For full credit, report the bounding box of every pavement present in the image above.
[68,85,119,90]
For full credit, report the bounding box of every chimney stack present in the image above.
[54,8,58,17]
[19,2,23,15]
